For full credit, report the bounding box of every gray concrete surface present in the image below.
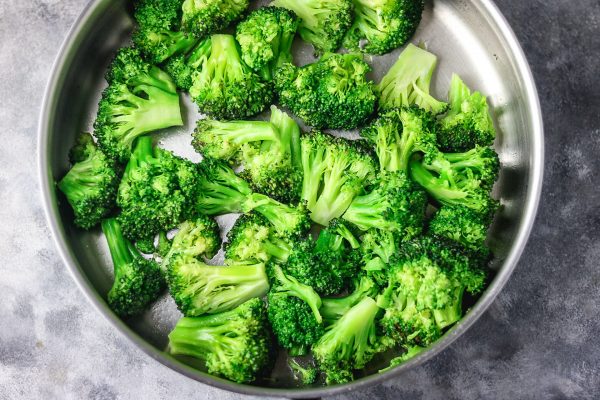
[1,0,599,399]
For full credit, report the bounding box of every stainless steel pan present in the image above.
[38,0,544,397]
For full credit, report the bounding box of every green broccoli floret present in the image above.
[429,205,491,254]
[267,265,324,355]
[320,275,378,325]
[94,48,182,163]
[300,131,377,225]
[161,215,221,269]
[163,37,212,90]
[132,0,198,64]
[156,231,173,257]
[181,0,250,38]
[168,298,271,383]
[409,149,499,216]
[344,0,424,55]
[342,171,427,235]
[289,359,318,385]
[360,229,400,286]
[57,133,119,229]
[192,106,302,202]
[376,43,447,114]
[116,136,198,243]
[437,74,496,152]
[101,218,165,317]
[275,53,376,129]
[236,6,299,81]
[241,193,311,237]
[360,106,438,173]
[379,345,425,372]
[271,0,353,53]
[167,256,269,316]
[313,296,387,384]
[189,34,272,119]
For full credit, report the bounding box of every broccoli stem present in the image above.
[409,159,468,203]
[102,218,134,270]
[272,265,322,323]
[57,160,109,202]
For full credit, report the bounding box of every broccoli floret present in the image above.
[57,133,119,229]
[275,53,376,129]
[236,6,299,81]
[360,229,400,286]
[376,43,447,114]
[161,215,221,269]
[116,136,198,243]
[156,231,173,257]
[379,345,425,372]
[267,265,324,355]
[360,106,437,173]
[132,0,198,64]
[271,0,353,53]
[429,205,491,254]
[300,131,377,225]
[409,150,499,216]
[167,256,270,316]
[342,171,427,235]
[225,213,292,263]
[241,193,311,237]
[164,37,212,90]
[320,276,378,325]
[313,296,387,384]
[344,0,424,55]
[168,298,271,383]
[289,359,318,385]
[101,218,165,317]
[437,74,496,152]
[192,106,303,202]
[190,34,272,119]
[94,48,182,163]
[181,0,250,38]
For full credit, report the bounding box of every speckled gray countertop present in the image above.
[1,0,599,399]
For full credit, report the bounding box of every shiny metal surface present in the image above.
[38,0,543,397]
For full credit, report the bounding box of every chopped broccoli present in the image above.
[101,218,165,317]
[163,37,212,90]
[116,136,199,243]
[271,0,353,53]
[241,193,311,237]
[267,265,324,355]
[342,171,427,235]
[94,48,182,163]
[320,275,378,325]
[161,215,221,269]
[289,359,318,384]
[168,298,271,383]
[57,133,119,229]
[360,229,401,286]
[300,131,377,225]
[379,345,425,372]
[156,231,173,257]
[437,74,496,152]
[344,0,424,55]
[181,0,250,39]
[275,53,377,129]
[132,0,198,64]
[429,205,491,254]
[167,257,269,316]
[236,6,299,81]
[189,34,272,119]
[376,43,447,114]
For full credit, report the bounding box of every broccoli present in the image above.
[360,106,438,173]
[116,136,199,243]
[236,6,299,81]
[189,34,272,119]
[379,345,425,372]
[57,133,119,229]
[429,205,491,254]
[275,53,377,129]
[409,149,499,216]
[360,229,401,286]
[320,275,378,325]
[163,38,212,90]
[271,0,353,53]
[101,218,165,317]
[132,0,198,64]
[94,48,182,163]
[267,265,324,355]
[156,231,173,257]
[289,359,318,384]
[241,193,311,237]
[300,131,377,225]
[181,0,250,39]
[437,74,496,152]
[341,171,427,235]
[344,0,424,55]
[161,215,221,269]
[168,298,271,383]
[376,43,447,114]
[167,257,270,316]
[192,106,303,202]
[313,296,387,384]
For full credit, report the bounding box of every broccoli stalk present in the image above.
[181,0,250,39]
[320,276,378,325]
[164,38,212,90]
[241,193,310,237]
[289,359,318,384]
[376,43,447,114]
[168,298,271,383]
[101,218,165,317]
